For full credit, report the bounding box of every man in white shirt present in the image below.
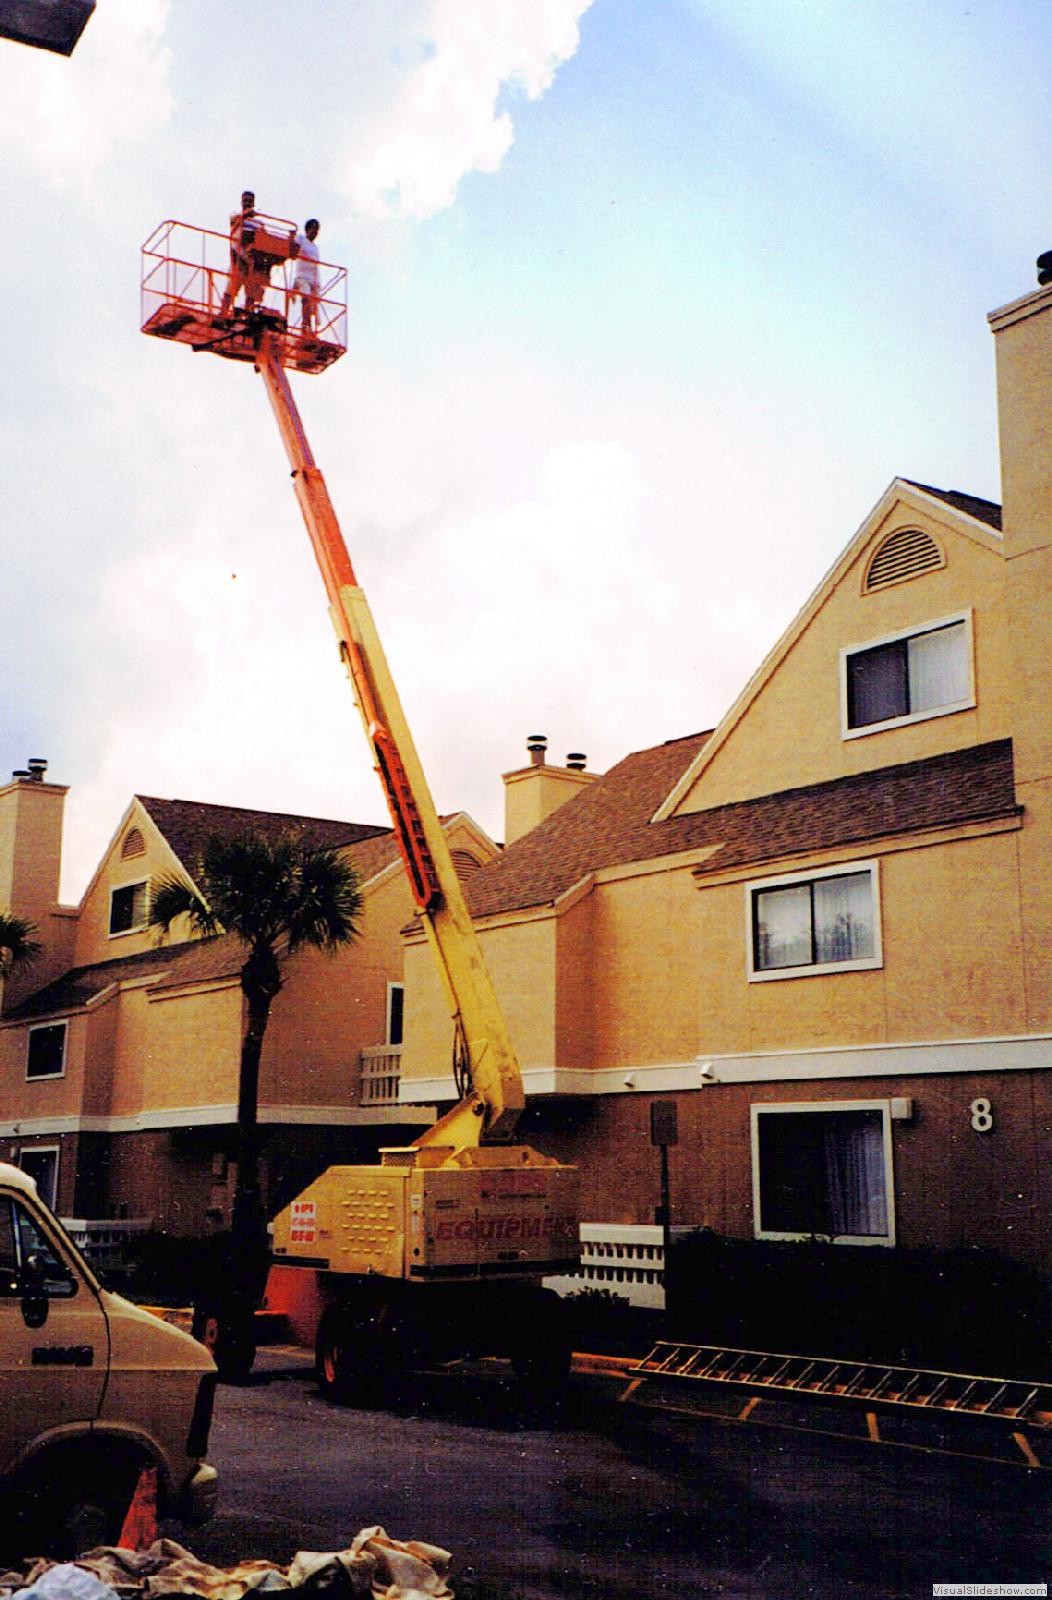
[291,218,321,334]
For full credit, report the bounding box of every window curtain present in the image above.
[823,1114,887,1237]
[813,872,874,963]
[755,882,811,969]
[907,622,967,713]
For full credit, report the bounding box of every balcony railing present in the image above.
[544,1223,691,1310]
[360,1044,402,1107]
[61,1217,151,1271]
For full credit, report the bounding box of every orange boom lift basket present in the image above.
[141,216,347,375]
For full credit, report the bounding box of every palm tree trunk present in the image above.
[230,992,272,1299]
[230,998,266,1235]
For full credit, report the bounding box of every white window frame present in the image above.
[386,981,405,1047]
[109,877,150,938]
[839,609,975,740]
[750,1099,896,1247]
[745,859,883,982]
[25,1020,67,1082]
[18,1145,60,1210]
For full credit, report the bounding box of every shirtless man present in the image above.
[220,190,264,316]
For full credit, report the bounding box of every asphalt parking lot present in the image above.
[181,1347,1051,1600]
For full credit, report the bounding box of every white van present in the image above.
[0,1162,218,1557]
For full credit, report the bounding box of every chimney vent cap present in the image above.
[566,752,587,771]
[526,734,547,767]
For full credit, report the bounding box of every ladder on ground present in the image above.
[624,1341,1052,1469]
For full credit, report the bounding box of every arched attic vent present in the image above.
[451,849,483,880]
[864,527,944,593]
[120,827,146,860]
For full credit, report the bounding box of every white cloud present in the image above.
[343,0,594,219]
[0,0,172,186]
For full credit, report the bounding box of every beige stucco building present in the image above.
[0,786,496,1230]
[397,283,1052,1284]
[1,279,1049,1297]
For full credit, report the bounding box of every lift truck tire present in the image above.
[313,1279,572,1407]
[508,1285,572,1406]
[314,1293,395,1406]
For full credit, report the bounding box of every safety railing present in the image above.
[140,218,347,374]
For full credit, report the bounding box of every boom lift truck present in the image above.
[140,214,580,1396]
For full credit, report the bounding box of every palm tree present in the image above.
[151,833,363,1372]
[0,912,41,979]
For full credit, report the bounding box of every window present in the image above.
[109,879,149,935]
[26,1022,66,1081]
[19,1147,58,1210]
[751,1102,894,1244]
[0,1196,76,1297]
[386,983,405,1047]
[842,613,972,737]
[747,862,881,980]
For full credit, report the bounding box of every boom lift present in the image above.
[141,213,580,1396]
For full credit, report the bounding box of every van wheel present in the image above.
[20,1450,141,1558]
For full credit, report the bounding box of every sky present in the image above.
[2,0,1051,902]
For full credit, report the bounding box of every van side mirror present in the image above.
[20,1253,50,1329]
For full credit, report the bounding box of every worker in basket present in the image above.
[221,189,262,316]
[291,218,322,335]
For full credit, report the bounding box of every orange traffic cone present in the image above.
[117,1465,158,1551]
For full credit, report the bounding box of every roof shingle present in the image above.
[463,738,1019,919]
[902,481,1003,532]
[139,795,389,866]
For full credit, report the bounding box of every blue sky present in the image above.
[1,0,1049,898]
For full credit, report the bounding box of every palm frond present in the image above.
[286,846,364,955]
[150,873,219,942]
[0,912,41,975]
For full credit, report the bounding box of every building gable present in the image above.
[658,480,1006,817]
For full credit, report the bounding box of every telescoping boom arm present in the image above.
[255,336,523,1146]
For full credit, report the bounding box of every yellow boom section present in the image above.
[256,336,524,1144]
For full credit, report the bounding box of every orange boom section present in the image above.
[141,219,347,375]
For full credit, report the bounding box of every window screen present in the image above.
[753,872,874,973]
[26,1024,66,1080]
[846,621,967,730]
[110,880,149,934]
[756,1107,889,1239]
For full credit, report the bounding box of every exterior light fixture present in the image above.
[0,0,96,56]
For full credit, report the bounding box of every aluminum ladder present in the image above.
[624,1341,1052,1468]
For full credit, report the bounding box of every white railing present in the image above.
[360,1045,402,1107]
[544,1223,690,1310]
[61,1217,152,1270]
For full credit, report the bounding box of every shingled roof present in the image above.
[463,737,1019,920]
[903,481,1003,532]
[9,793,495,1019]
[3,938,228,1021]
[139,796,390,866]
